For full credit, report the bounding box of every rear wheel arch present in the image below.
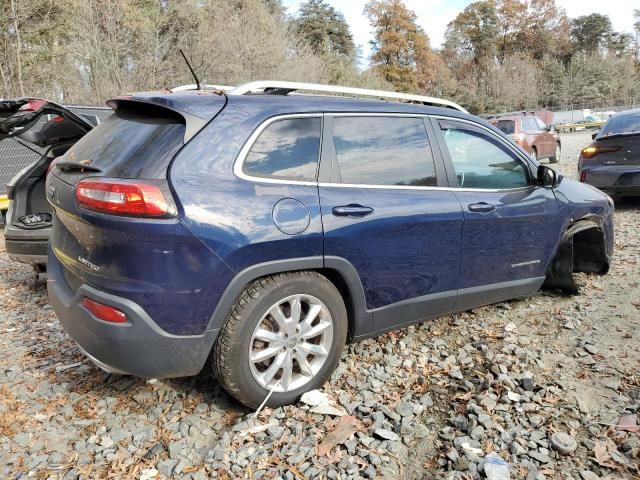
[206,256,369,339]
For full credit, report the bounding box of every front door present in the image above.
[433,118,564,310]
[319,115,464,334]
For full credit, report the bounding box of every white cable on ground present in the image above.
[253,380,281,417]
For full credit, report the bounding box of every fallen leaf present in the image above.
[317,415,359,457]
[593,440,622,469]
[616,415,639,433]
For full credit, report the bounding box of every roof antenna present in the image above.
[179,49,201,91]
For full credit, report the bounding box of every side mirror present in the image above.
[537,165,558,188]
[591,130,599,140]
[547,125,555,132]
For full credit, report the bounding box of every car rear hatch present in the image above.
[1,99,94,234]
[47,93,232,335]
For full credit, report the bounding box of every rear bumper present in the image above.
[47,248,218,378]
[4,237,48,265]
[581,165,640,195]
[4,221,50,265]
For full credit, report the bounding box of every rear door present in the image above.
[432,117,563,310]
[318,114,463,334]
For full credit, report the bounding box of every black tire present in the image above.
[211,271,347,408]
[550,143,561,164]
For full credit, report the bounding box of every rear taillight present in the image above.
[18,99,48,112]
[75,179,169,217]
[580,145,621,158]
[82,298,127,324]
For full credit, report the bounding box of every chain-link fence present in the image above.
[547,98,638,125]
[0,106,112,195]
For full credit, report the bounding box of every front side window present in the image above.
[440,120,530,189]
[534,117,547,130]
[332,116,437,187]
[243,117,321,181]
[522,117,540,132]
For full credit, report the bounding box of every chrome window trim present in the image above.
[233,113,323,187]
[432,115,537,168]
[234,112,537,193]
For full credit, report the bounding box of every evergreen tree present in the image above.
[294,0,355,59]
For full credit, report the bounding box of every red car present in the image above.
[490,112,561,163]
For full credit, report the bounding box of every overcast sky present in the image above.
[282,0,637,63]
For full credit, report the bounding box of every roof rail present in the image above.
[228,81,467,113]
[170,84,235,93]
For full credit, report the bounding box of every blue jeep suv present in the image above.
[46,82,614,407]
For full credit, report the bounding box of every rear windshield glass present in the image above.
[62,109,185,179]
[495,120,515,135]
[601,112,640,136]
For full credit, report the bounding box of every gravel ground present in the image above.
[1,130,639,480]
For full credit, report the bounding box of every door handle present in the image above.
[468,202,496,213]
[332,204,374,217]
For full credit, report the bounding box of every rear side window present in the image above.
[495,120,515,135]
[243,117,321,181]
[331,116,437,187]
[440,120,529,189]
[601,113,640,136]
[64,109,185,179]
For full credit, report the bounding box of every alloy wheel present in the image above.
[248,294,333,392]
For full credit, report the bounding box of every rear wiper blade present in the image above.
[55,160,102,173]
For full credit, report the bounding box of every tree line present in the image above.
[2,0,639,114]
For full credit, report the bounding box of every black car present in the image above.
[578,109,640,198]
[0,99,104,270]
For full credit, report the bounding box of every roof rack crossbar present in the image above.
[170,84,235,93]
[228,81,467,113]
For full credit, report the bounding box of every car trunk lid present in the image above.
[1,99,97,231]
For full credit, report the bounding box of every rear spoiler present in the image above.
[107,94,227,143]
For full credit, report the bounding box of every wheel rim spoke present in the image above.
[290,296,302,323]
[261,350,286,386]
[293,349,313,377]
[280,350,293,391]
[300,319,331,339]
[300,304,322,332]
[269,305,288,332]
[297,342,327,358]
[251,345,282,363]
[253,328,282,343]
